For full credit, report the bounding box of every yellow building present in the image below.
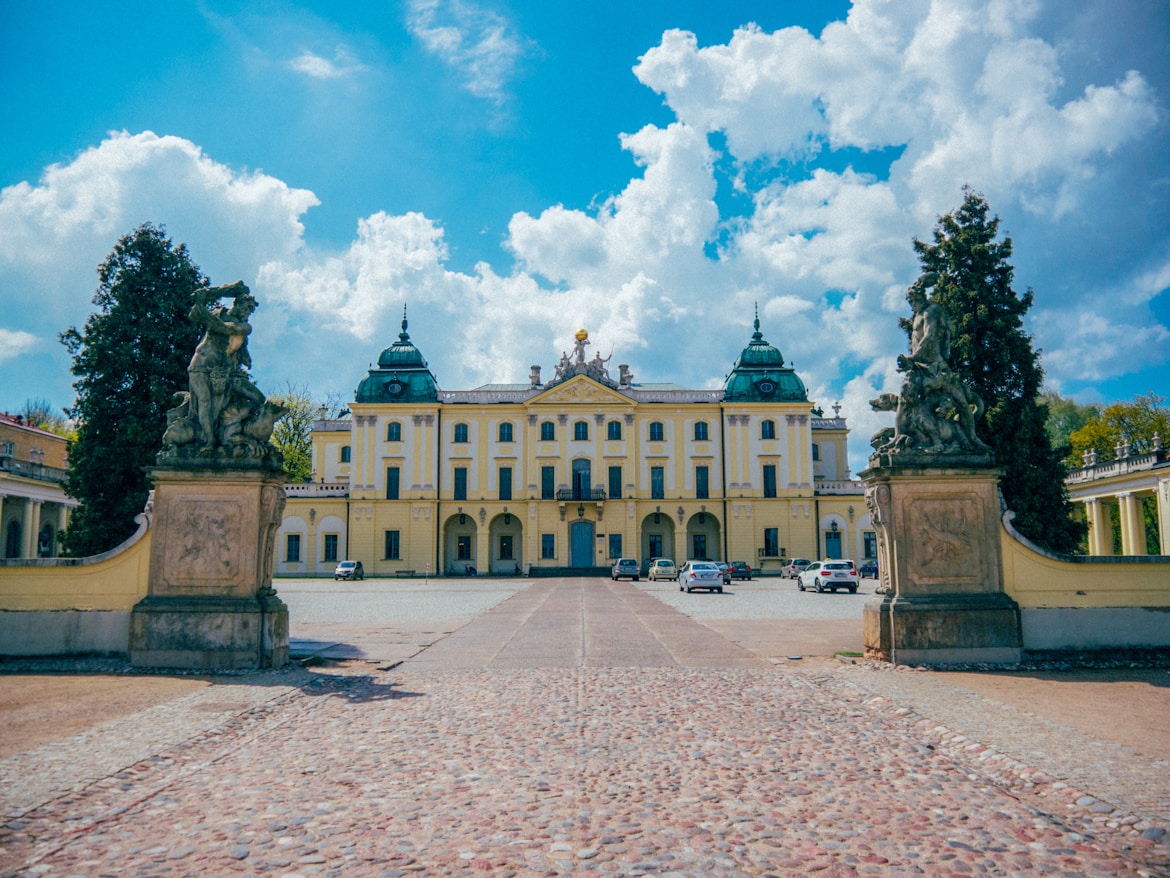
[276,315,872,577]
[1,413,76,558]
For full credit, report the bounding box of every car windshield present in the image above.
[825,562,852,570]
[692,563,718,570]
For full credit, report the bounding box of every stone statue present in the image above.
[870,273,991,462]
[159,282,286,468]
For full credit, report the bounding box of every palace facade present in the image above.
[276,316,873,577]
[0,413,76,559]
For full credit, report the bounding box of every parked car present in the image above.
[781,558,811,579]
[728,561,752,580]
[715,561,732,584]
[859,560,879,579]
[678,560,724,593]
[611,558,640,581]
[797,560,859,593]
[334,560,364,581]
[647,559,678,581]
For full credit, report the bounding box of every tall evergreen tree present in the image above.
[59,224,207,556]
[909,189,1084,554]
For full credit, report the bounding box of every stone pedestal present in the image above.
[860,461,1021,665]
[130,466,288,669]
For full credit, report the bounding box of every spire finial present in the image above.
[402,304,408,333]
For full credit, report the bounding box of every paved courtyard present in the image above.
[1,576,1168,877]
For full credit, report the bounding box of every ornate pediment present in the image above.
[530,375,632,407]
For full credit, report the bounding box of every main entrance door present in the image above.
[570,520,594,568]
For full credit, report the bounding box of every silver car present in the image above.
[678,560,724,593]
[647,559,678,581]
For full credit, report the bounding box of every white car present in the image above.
[647,559,677,581]
[797,560,859,594]
[678,560,724,593]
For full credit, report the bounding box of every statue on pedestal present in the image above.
[159,282,286,468]
[870,273,991,463]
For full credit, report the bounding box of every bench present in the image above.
[395,570,416,578]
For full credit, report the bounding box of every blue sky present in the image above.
[2,0,1168,475]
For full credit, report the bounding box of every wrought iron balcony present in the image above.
[555,488,607,502]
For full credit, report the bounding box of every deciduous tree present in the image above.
[909,189,1084,554]
[59,224,206,556]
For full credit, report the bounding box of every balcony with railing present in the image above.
[555,488,607,502]
[0,455,68,485]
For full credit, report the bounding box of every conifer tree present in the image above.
[909,189,1084,554]
[59,224,207,556]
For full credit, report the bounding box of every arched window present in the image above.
[454,423,469,443]
[540,421,556,441]
[573,420,589,441]
[340,445,351,463]
[812,443,820,461]
[607,420,622,440]
[649,421,664,442]
[386,421,402,442]
[761,419,776,440]
[693,421,709,441]
[498,422,514,442]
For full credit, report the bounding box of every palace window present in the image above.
[454,423,469,443]
[651,466,664,500]
[453,467,467,501]
[540,421,556,441]
[694,421,709,441]
[573,420,589,441]
[608,465,622,500]
[864,531,877,559]
[286,533,301,563]
[323,534,339,563]
[498,422,513,442]
[607,420,622,440]
[649,421,664,442]
[499,466,512,501]
[696,465,709,500]
[386,466,400,500]
[761,419,776,440]
[763,464,777,498]
[608,533,622,559]
[541,533,556,559]
[541,466,555,500]
[812,443,820,461]
[385,530,400,560]
[340,445,351,463]
[764,528,779,557]
[691,534,707,560]
[499,535,514,561]
[386,421,402,442]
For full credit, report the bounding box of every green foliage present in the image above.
[19,397,74,438]
[268,383,317,482]
[1068,393,1169,465]
[910,189,1085,554]
[1040,390,1099,459]
[59,224,207,556]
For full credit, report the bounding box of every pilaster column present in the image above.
[1158,477,1170,556]
[1089,498,1114,556]
[21,498,40,558]
[1117,492,1146,556]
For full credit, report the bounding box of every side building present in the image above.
[276,316,872,577]
[1,413,77,558]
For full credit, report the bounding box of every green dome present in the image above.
[722,315,808,403]
[355,310,438,403]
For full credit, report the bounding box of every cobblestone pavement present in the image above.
[2,578,1169,877]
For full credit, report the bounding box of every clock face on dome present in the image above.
[757,380,776,396]
[386,380,405,397]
